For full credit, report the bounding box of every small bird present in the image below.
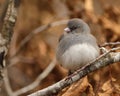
[56,18,100,73]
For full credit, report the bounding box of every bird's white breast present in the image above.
[61,43,99,71]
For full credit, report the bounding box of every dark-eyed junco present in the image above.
[56,18,100,73]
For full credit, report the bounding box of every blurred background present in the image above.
[0,0,120,96]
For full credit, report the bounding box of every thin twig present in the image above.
[100,42,120,47]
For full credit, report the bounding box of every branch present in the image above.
[9,20,68,65]
[0,0,17,80]
[1,0,17,44]
[28,48,120,96]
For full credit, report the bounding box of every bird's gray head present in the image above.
[64,18,90,34]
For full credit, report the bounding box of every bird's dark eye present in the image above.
[70,26,77,31]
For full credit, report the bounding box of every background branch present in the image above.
[4,58,56,96]
[9,20,68,64]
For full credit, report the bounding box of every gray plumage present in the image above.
[56,18,100,72]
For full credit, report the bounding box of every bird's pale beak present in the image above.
[64,27,71,33]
